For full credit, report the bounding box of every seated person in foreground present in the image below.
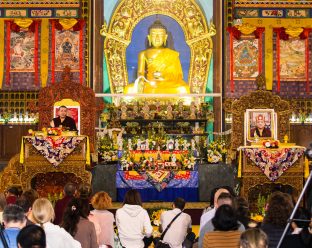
[159,197,195,248]
[124,20,190,94]
[50,105,77,131]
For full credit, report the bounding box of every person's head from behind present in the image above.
[63,182,76,197]
[31,198,55,226]
[212,204,239,231]
[6,186,19,197]
[58,106,68,118]
[75,184,91,199]
[215,192,233,209]
[91,191,112,210]
[264,191,293,227]
[17,225,46,248]
[62,198,90,236]
[16,195,32,215]
[173,197,185,211]
[123,189,142,206]
[22,189,39,207]
[213,187,232,207]
[236,197,250,221]
[240,228,268,248]
[3,204,26,229]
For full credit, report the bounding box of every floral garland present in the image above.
[207,139,227,163]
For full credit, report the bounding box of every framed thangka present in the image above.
[10,31,35,72]
[279,38,306,81]
[233,38,259,79]
[55,30,80,71]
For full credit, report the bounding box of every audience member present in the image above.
[90,191,114,247]
[0,204,26,248]
[240,228,268,248]
[202,205,241,248]
[199,193,245,247]
[32,198,81,248]
[0,193,6,224]
[236,197,255,229]
[5,187,19,205]
[200,186,236,230]
[75,184,92,200]
[17,225,46,248]
[202,186,236,215]
[16,196,35,225]
[54,182,76,225]
[159,197,194,248]
[116,189,153,248]
[62,198,98,248]
[261,191,293,248]
[280,207,312,248]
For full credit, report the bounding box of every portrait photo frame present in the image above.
[244,109,277,145]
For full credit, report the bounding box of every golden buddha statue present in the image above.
[125,20,190,94]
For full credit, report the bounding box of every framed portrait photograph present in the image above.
[244,109,277,144]
[53,106,80,133]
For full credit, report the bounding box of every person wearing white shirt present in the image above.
[199,188,230,231]
[116,189,153,248]
[160,198,193,248]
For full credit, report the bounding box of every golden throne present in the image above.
[0,67,99,194]
[224,75,305,205]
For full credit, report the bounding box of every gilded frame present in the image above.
[101,0,215,94]
[244,109,277,145]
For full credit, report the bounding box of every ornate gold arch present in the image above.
[101,0,216,94]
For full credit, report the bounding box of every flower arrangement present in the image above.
[262,140,279,148]
[97,130,118,162]
[46,127,63,136]
[150,209,167,226]
[207,139,227,163]
[2,112,12,123]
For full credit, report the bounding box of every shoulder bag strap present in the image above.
[160,211,183,240]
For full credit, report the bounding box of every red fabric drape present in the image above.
[34,21,39,86]
[5,21,11,86]
[255,28,265,75]
[51,20,56,84]
[79,22,84,84]
[275,30,281,93]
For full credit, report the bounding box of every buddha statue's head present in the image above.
[147,20,168,48]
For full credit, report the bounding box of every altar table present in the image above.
[116,170,198,202]
[237,145,306,201]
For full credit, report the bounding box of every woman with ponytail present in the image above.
[31,198,81,248]
[61,197,98,248]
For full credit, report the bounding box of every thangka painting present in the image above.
[55,30,79,71]
[233,38,259,79]
[10,31,35,72]
[279,38,306,80]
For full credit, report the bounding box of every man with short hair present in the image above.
[54,182,76,225]
[0,204,26,248]
[200,188,230,230]
[198,193,245,247]
[159,197,193,248]
[50,105,77,131]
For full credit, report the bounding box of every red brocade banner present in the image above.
[227,26,264,92]
[5,21,11,86]
[274,27,311,93]
[5,20,40,86]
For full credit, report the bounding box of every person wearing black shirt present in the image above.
[50,105,77,131]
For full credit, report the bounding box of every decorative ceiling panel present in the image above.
[234,0,312,8]
[0,0,80,8]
